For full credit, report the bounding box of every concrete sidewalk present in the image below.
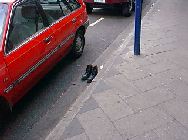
[46,0,188,139]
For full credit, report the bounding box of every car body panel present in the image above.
[4,28,54,104]
[0,52,14,106]
[49,12,75,59]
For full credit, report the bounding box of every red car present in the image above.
[0,0,89,117]
[84,0,142,17]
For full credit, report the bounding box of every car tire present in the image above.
[132,0,135,11]
[70,30,85,59]
[122,0,133,17]
[86,4,93,14]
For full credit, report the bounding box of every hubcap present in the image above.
[75,35,83,53]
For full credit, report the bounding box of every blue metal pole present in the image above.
[134,0,142,55]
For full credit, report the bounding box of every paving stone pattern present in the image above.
[61,0,188,139]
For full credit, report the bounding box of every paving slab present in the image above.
[77,108,123,140]
[143,51,174,64]
[103,66,122,79]
[116,62,151,81]
[133,75,162,92]
[104,74,140,99]
[133,69,179,92]
[93,89,134,121]
[114,107,173,139]
[65,133,88,140]
[113,56,126,66]
[126,86,175,112]
[91,79,112,95]
[130,131,159,140]
[178,68,188,84]
[142,61,177,74]
[120,53,154,68]
[165,80,188,102]
[159,99,188,128]
[154,121,188,140]
[78,97,99,114]
[62,117,85,140]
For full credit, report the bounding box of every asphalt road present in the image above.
[0,1,156,139]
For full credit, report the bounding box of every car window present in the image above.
[6,1,47,54]
[59,1,72,15]
[40,0,71,24]
[39,0,80,25]
[66,0,81,11]
[0,3,8,46]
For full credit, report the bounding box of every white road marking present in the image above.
[89,17,104,27]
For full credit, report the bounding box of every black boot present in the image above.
[81,65,93,81]
[87,65,98,83]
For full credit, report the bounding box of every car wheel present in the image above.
[132,0,135,11]
[122,0,133,17]
[86,4,93,14]
[71,30,85,59]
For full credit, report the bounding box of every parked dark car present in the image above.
[84,0,143,17]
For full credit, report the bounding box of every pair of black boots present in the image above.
[81,65,98,83]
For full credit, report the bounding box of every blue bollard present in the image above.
[134,0,142,55]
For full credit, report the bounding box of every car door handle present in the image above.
[72,18,77,23]
[44,36,52,44]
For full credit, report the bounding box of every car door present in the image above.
[68,0,83,33]
[61,0,84,53]
[40,0,75,59]
[4,0,54,104]
[0,3,15,105]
